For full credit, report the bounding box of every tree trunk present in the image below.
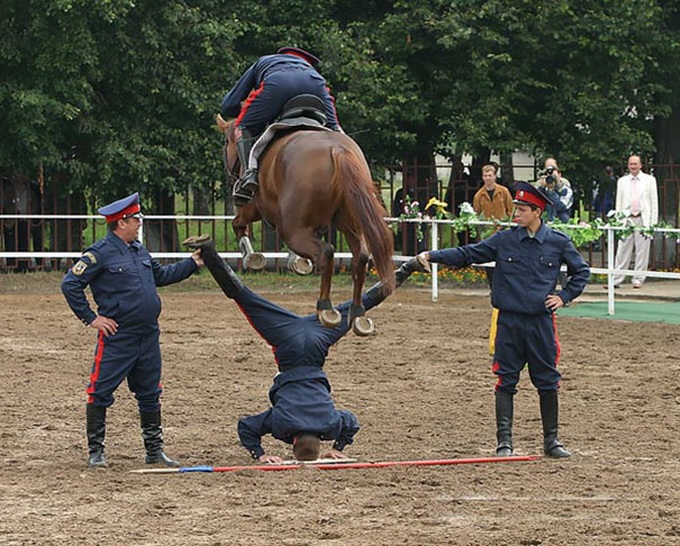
[145,188,177,252]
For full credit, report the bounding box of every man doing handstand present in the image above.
[184,235,423,463]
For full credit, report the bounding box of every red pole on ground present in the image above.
[207,454,542,473]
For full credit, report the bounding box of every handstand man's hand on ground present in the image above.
[321,449,348,460]
[258,454,284,464]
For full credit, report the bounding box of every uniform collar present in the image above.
[106,230,142,252]
[517,221,548,243]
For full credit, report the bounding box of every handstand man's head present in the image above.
[293,434,321,461]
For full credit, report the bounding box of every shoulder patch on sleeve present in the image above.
[71,260,88,276]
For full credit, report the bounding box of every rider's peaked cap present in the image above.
[277,46,321,69]
[512,181,553,212]
[98,192,143,222]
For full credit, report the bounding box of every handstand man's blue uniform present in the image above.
[184,237,421,460]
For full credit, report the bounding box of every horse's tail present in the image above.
[331,147,396,294]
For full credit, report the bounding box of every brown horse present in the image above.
[217,115,395,336]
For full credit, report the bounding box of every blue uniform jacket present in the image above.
[429,223,590,314]
[238,366,360,459]
[221,54,339,129]
[61,231,198,329]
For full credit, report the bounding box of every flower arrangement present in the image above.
[396,194,425,241]
[398,195,678,249]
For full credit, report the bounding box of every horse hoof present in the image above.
[244,252,266,271]
[319,309,342,328]
[289,256,313,276]
[352,316,374,336]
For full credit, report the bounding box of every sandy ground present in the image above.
[1,283,679,546]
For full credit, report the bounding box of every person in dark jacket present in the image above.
[220,46,342,203]
[183,235,424,462]
[61,193,203,469]
[416,182,590,459]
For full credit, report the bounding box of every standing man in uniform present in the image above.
[183,235,424,462]
[609,155,658,289]
[416,182,590,458]
[221,46,342,204]
[62,193,203,469]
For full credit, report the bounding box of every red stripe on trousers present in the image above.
[492,359,503,391]
[86,332,106,403]
[326,86,341,127]
[552,312,561,368]
[234,299,281,369]
[235,81,266,127]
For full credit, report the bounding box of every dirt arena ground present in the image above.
[1,274,679,545]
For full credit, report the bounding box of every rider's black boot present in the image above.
[233,129,259,205]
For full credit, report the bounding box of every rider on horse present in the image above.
[220,46,343,204]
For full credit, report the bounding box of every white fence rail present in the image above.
[2,214,679,316]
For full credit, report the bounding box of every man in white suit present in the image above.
[610,155,658,288]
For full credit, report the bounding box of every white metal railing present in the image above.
[1,214,679,315]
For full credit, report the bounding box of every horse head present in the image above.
[216,114,240,186]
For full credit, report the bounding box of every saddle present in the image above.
[278,94,327,126]
[246,94,331,172]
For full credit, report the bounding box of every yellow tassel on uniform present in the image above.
[488,307,499,356]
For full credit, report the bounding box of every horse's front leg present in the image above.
[233,204,266,271]
[285,230,340,327]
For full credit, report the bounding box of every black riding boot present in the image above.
[495,391,514,457]
[363,257,429,306]
[540,391,571,458]
[86,404,108,468]
[395,257,429,287]
[183,236,244,298]
[233,129,259,204]
[140,409,181,467]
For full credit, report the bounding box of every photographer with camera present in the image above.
[537,158,573,223]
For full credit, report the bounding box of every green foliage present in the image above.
[1,0,680,214]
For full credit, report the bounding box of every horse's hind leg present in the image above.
[285,228,340,327]
[345,232,374,336]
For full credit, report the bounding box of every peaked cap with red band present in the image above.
[277,46,321,69]
[98,192,142,223]
[512,181,553,212]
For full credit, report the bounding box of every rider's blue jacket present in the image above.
[221,53,340,133]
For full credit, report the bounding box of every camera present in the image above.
[544,166,557,186]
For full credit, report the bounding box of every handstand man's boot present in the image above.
[86,404,108,469]
[182,235,244,298]
[495,391,514,457]
[364,256,429,306]
[140,409,181,467]
[540,390,571,458]
[395,256,430,287]
[233,128,259,205]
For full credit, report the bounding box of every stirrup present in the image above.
[233,174,259,204]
